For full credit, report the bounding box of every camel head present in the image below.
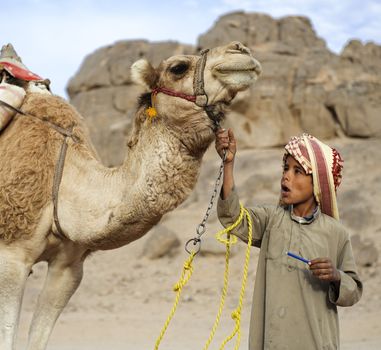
[130,41,261,155]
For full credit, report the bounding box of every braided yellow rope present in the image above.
[154,203,252,350]
[154,251,196,350]
[202,205,244,350]
[218,207,253,350]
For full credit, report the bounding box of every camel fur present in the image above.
[0,41,261,350]
[0,93,95,242]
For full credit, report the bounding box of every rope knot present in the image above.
[173,282,181,292]
[231,309,240,320]
[216,230,238,245]
[184,260,192,270]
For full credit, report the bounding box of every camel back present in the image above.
[0,92,95,242]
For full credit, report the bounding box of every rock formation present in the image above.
[67,11,381,166]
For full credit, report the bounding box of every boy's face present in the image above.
[281,155,315,208]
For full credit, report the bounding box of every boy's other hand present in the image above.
[309,258,341,282]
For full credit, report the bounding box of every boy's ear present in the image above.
[130,59,158,90]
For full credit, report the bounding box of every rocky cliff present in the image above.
[67,11,381,166]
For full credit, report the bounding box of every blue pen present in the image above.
[287,251,311,265]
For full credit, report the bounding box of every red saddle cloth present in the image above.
[0,58,43,81]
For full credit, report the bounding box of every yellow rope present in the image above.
[218,207,253,350]
[154,251,196,350]
[202,205,244,350]
[154,203,252,350]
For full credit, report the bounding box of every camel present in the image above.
[0,41,261,350]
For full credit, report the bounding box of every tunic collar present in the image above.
[290,205,320,224]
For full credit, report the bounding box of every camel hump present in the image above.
[0,43,43,81]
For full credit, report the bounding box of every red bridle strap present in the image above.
[152,87,197,103]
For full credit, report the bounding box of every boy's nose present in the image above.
[282,172,290,181]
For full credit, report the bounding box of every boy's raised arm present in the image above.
[215,128,237,199]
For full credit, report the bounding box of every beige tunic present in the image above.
[217,189,362,350]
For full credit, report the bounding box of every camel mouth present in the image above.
[214,58,262,77]
[215,65,261,76]
[213,58,262,87]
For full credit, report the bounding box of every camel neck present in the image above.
[58,120,202,250]
[122,122,202,215]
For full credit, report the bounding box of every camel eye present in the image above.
[169,62,189,75]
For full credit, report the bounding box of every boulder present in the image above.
[141,225,180,259]
[351,234,379,267]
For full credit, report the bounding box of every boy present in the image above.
[215,129,362,350]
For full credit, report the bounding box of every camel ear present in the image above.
[131,59,158,90]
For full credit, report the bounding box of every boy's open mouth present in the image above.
[281,184,290,192]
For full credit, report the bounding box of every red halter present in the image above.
[151,48,210,107]
[151,87,197,103]
[147,49,223,130]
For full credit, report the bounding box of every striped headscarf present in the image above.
[284,134,344,220]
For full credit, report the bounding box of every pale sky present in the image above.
[3,0,381,98]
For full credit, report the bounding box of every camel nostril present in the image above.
[227,41,250,55]
[238,43,251,55]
